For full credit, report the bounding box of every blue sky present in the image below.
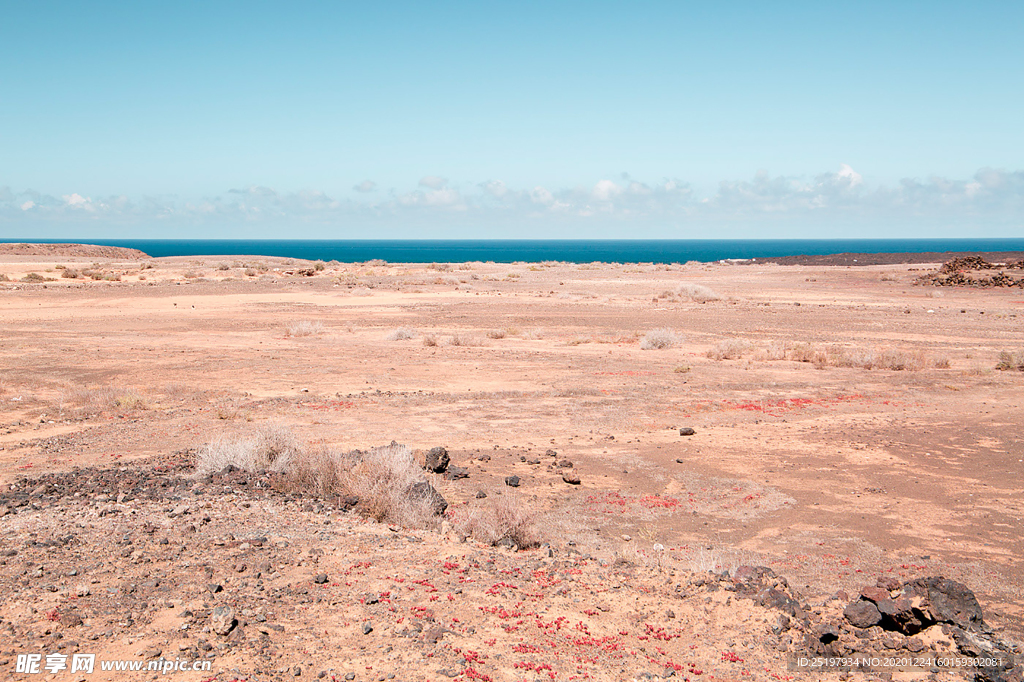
[1,1,1022,238]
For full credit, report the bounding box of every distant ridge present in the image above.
[0,243,149,259]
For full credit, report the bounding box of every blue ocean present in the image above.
[4,238,1024,264]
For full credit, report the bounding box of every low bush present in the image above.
[640,328,681,350]
[386,328,416,341]
[287,320,325,337]
[675,282,721,302]
[996,350,1024,371]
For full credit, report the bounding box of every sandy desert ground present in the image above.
[0,247,1022,682]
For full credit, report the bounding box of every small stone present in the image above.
[139,647,161,659]
[292,665,302,676]
[675,458,685,464]
[60,611,84,628]
[364,593,379,605]
[207,583,222,594]
[546,449,557,457]
[362,621,373,635]
[621,534,632,542]
[561,470,581,485]
[210,605,236,635]
[504,476,520,487]
[345,674,355,681]
[75,583,91,597]
[314,574,328,584]
[475,490,487,499]
[557,459,573,468]
[679,427,696,436]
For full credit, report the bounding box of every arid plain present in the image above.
[1,246,1022,681]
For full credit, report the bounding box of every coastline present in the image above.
[2,241,1023,267]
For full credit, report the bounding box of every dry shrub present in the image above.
[996,350,1024,371]
[64,386,146,415]
[422,334,439,347]
[451,492,540,548]
[183,270,202,279]
[217,263,230,271]
[21,272,46,283]
[386,328,416,341]
[195,424,302,474]
[448,333,482,347]
[61,268,80,279]
[486,328,507,339]
[640,328,680,350]
[287,320,325,337]
[788,343,818,363]
[112,390,146,410]
[196,433,444,529]
[675,282,721,302]
[314,260,326,271]
[341,443,439,527]
[706,338,749,360]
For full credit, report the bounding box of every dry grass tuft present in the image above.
[706,338,750,360]
[640,328,681,350]
[196,433,446,529]
[195,424,302,474]
[287,320,325,337]
[386,328,416,341]
[996,349,1024,371]
[448,333,483,347]
[450,492,541,548]
[675,282,721,302]
[422,334,439,347]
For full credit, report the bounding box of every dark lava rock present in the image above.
[557,459,573,468]
[504,476,520,487]
[443,466,469,481]
[844,600,882,628]
[902,576,983,631]
[361,621,373,635]
[679,427,696,436]
[408,482,448,515]
[424,447,450,473]
[732,566,804,618]
[314,574,328,584]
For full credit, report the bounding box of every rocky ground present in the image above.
[1,459,1018,682]
[1,249,1022,681]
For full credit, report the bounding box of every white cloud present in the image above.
[353,180,377,193]
[481,180,508,198]
[418,175,447,190]
[837,163,863,186]
[530,186,554,205]
[593,180,621,201]
[3,167,1023,236]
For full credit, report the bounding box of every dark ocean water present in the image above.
[5,238,1024,263]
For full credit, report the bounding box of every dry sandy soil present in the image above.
[0,248,1022,682]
